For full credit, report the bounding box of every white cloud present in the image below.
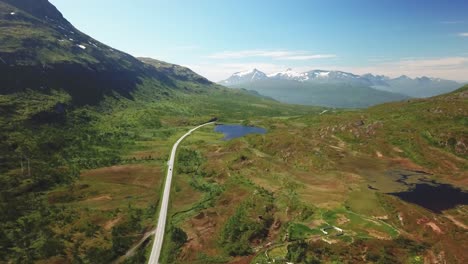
[207,49,336,61]
[458,32,468,37]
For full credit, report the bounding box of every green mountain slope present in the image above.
[0,0,217,105]
[231,79,409,108]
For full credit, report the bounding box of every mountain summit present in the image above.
[3,0,68,24]
[268,68,304,80]
[219,68,267,85]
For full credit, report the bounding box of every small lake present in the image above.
[389,182,468,213]
[214,124,266,140]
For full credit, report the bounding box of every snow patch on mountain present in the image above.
[318,71,330,77]
[219,68,268,85]
[233,69,256,77]
[268,68,306,80]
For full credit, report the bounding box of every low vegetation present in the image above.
[159,86,467,264]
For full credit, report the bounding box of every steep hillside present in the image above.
[138,57,211,85]
[0,0,216,105]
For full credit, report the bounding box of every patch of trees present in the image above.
[111,206,143,256]
[160,225,188,263]
[286,241,320,263]
[0,104,160,262]
[220,189,275,256]
[0,199,77,262]
[177,147,205,174]
[290,237,429,264]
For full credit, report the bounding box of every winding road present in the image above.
[148,122,215,264]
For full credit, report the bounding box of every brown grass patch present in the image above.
[81,164,162,188]
[228,256,255,264]
[445,215,468,230]
[171,176,203,211]
[86,195,112,202]
[367,229,392,240]
[69,164,163,210]
[104,216,122,230]
[336,214,350,225]
[179,187,250,261]
[426,222,443,234]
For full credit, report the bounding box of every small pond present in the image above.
[214,124,266,140]
[389,181,468,213]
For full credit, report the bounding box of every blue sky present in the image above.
[49,0,468,81]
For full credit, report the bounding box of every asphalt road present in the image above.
[148,122,215,264]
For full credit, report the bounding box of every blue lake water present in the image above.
[214,124,267,140]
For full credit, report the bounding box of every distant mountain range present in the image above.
[219,69,462,106]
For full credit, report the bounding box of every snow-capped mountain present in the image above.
[302,70,373,86]
[268,68,305,80]
[221,68,374,85]
[218,68,267,85]
[219,69,461,98]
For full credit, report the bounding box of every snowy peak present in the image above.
[220,69,370,84]
[307,70,360,79]
[300,70,375,86]
[265,69,364,82]
[304,70,332,79]
[233,68,259,77]
[219,68,267,85]
[268,68,304,80]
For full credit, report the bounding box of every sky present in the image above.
[49,0,468,82]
